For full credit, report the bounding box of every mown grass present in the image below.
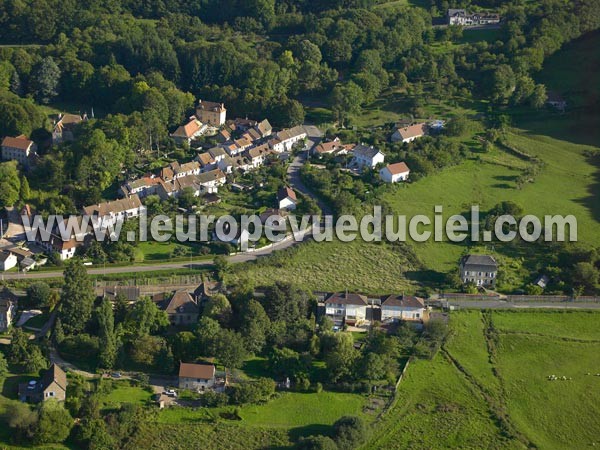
[492,310,600,340]
[100,381,154,409]
[239,391,368,430]
[444,310,500,394]
[378,125,600,290]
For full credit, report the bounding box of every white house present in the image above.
[0,252,17,271]
[82,195,145,229]
[178,362,216,391]
[122,176,161,198]
[273,126,307,152]
[391,123,427,143]
[312,137,351,156]
[197,169,226,194]
[380,295,426,322]
[171,117,207,145]
[277,187,297,211]
[447,9,500,26]
[351,144,385,170]
[380,162,410,183]
[35,234,83,261]
[324,293,368,326]
[246,144,272,170]
[170,161,201,178]
[197,152,217,172]
[1,135,36,167]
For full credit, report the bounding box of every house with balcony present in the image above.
[324,292,369,326]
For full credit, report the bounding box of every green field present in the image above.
[366,310,600,449]
[139,390,370,449]
[100,381,154,409]
[231,238,418,293]
[238,391,367,429]
[239,32,600,294]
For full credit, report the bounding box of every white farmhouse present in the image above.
[1,135,36,167]
[380,162,410,183]
[170,118,207,145]
[178,362,216,391]
[391,123,426,143]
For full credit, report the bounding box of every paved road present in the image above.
[0,126,327,282]
[0,225,312,280]
[445,300,600,310]
[287,125,333,215]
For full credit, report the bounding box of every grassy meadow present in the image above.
[237,31,600,294]
[231,238,419,293]
[137,390,371,449]
[366,310,600,449]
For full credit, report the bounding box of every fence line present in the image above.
[378,357,413,419]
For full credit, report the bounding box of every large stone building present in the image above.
[196,100,227,126]
[1,135,36,167]
[459,254,498,288]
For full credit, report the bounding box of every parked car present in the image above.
[164,389,178,397]
[111,372,122,378]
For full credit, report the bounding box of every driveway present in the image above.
[287,125,333,215]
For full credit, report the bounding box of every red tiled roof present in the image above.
[172,119,202,138]
[1,136,33,151]
[385,162,410,175]
[179,362,215,380]
[397,123,426,140]
[278,187,296,201]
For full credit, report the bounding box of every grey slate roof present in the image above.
[325,293,368,306]
[352,144,382,159]
[461,254,498,271]
[381,295,425,308]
